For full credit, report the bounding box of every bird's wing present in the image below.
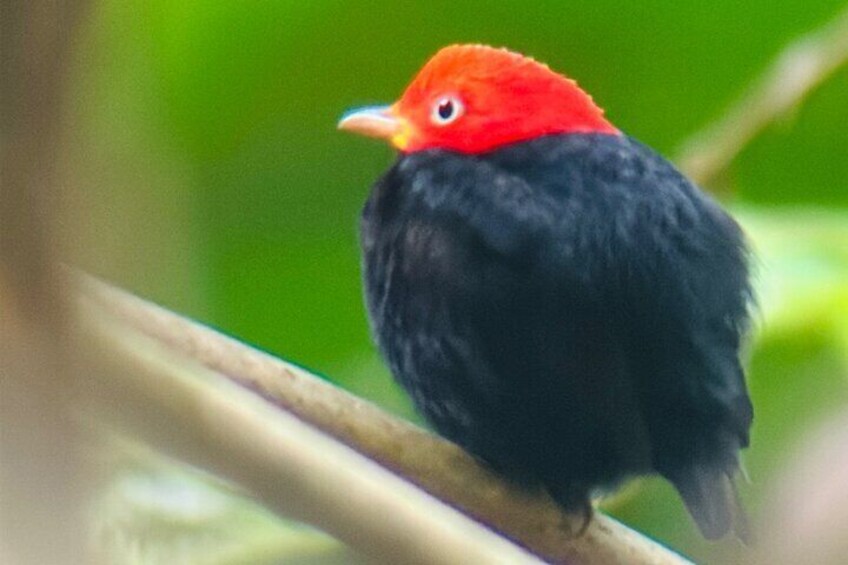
[574,136,754,540]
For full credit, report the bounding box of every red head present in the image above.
[339,44,618,154]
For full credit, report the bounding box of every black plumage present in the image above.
[360,132,753,539]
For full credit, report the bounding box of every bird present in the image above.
[338,44,753,540]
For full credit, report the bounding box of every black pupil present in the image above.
[438,100,454,120]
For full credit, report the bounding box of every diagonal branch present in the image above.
[74,287,542,565]
[677,4,848,186]
[75,274,691,565]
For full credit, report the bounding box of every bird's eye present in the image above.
[431,96,464,126]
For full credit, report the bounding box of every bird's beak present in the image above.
[338,105,409,150]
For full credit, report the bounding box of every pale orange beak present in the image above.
[338,105,409,149]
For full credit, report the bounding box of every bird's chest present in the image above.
[361,206,471,332]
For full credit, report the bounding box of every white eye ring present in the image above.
[431,96,464,126]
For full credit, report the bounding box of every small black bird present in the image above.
[339,44,753,540]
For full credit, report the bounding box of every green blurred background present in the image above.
[67,1,848,562]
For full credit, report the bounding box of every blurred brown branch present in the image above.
[75,274,691,565]
[0,2,88,564]
[755,411,848,565]
[677,4,848,186]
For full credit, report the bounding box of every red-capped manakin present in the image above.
[339,44,753,540]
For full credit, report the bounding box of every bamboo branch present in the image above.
[677,5,848,186]
[75,274,691,565]
[74,287,542,565]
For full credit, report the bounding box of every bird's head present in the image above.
[339,44,618,154]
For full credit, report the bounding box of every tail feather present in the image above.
[671,465,750,543]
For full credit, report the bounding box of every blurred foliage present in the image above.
[65,0,848,562]
[91,441,355,564]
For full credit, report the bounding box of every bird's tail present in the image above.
[670,465,750,543]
